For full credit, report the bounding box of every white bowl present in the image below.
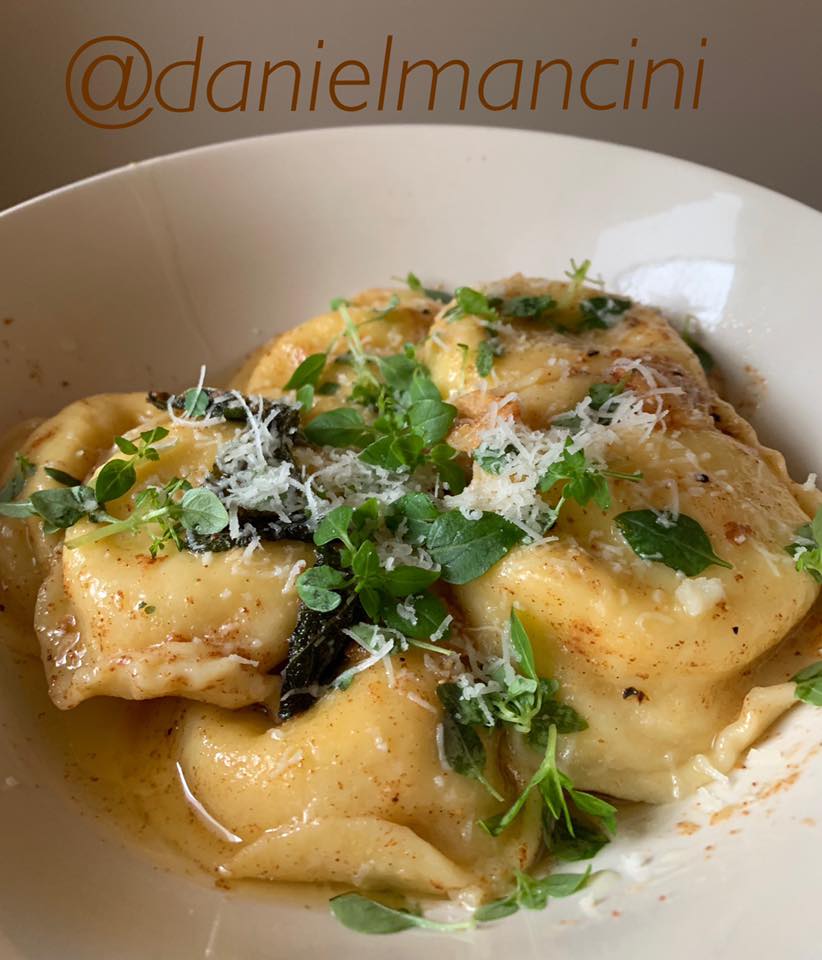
[1,127,821,960]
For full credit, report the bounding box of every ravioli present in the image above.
[1,271,820,915]
[175,651,540,896]
[0,393,154,655]
[34,418,313,708]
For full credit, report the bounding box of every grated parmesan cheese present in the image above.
[282,559,306,595]
[674,576,726,617]
[446,380,668,540]
[406,691,437,714]
[435,723,450,772]
[395,598,418,626]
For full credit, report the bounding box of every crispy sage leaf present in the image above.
[279,593,360,719]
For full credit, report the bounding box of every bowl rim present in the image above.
[3,120,822,960]
[3,124,821,224]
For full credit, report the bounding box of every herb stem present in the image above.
[477,772,504,803]
[65,516,140,548]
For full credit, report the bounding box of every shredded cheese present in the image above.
[674,577,726,617]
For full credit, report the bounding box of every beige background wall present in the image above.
[1,0,820,212]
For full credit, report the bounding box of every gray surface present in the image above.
[0,0,820,212]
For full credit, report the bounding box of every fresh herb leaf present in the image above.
[445,287,499,323]
[538,440,641,514]
[570,789,618,834]
[114,436,138,455]
[429,444,466,493]
[304,408,374,448]
[564,258,593,290]
[0,453,35,503]
[587,377,629,411]
[509,609,537,681]
[479,728,559,836]
[308,341,460,490]
[406,399,456,446]
[474,445,516,475]
[178,488,229,535]
[437,681,488,726]
[317,381,340,396]
[425,511,524,584]
[359,434,422,471]
[348,500,381,546]
[350,539,382,582]
[315,506,355,549]
[381,565,440,597]
[480,723,616,843]
[330,296,350,310]
[477,863,594,924]
[535,734,574,833]
[386,493,441,544]
[43,467,82,487]
[615,510,732,576]
[408,368,442,403]
[515,866,592,909]
[472,896,520,923]
[94,459,137,503]
[183,386,210,418]
[95,429,170,504]
[437,687,503,800]
[794,661,822,706]
[370,295,400,324]
[296,384,314,411]
[382,591,450,640]
[29,486,97,532]
[296,565,350,612]
[285,353,327,391]
[476,337,501,377]
[329,893,473,935]
[547,817,610,861]
[500,295,557,321]
[65,475,228,556]
[578,296,631,330]
[405,272,453,304]
[138,427,169,446]
[786,508,822,582]
[474,867,591,922]
[377,354,417,394]
[0,500,37,520]
[308,499,442,634]
[528,690,588,744]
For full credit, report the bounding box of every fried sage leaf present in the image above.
[278,592,361,720]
